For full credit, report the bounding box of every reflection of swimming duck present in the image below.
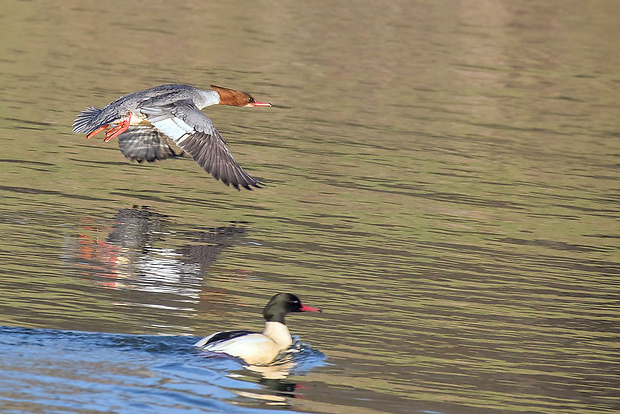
[73,84,271,190]
[195,293,321,365]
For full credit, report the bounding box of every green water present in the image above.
[0,1,618,413]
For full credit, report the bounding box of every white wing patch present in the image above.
[148,116,195,143]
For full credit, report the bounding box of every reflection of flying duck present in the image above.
[195,293,321,365]
[73,84,271,190]
[106,206,168,251]
[106,207,246,267]
[177,226,247,270]
[71,207,251,319]
[72,206,250,296]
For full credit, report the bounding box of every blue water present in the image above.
[0,326,326,413]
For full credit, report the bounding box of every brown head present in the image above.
[211,85,272,107]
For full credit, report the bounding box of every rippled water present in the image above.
[1,1,619,413]
[0,326,326,413]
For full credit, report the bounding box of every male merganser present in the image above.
[194,293,321,365]
[72,84,272,190]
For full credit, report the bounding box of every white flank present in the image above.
[194,322,293,365]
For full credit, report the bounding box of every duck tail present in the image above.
[72,106,104,134]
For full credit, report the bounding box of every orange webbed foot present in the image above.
[86,124,109,139]
[103,114,132,142]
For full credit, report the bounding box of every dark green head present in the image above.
[263,293,321,324]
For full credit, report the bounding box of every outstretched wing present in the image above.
[140,100,261,190]
[117,125,183,162]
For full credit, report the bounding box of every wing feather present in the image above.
[141,100,261,190]
[117,125,182,162]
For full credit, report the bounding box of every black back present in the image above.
[204,330,254,345]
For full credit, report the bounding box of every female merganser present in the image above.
[72,84,272,190]
[194,293,321,365]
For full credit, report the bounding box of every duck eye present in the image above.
[248,97,255,103]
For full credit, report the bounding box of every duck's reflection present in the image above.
[106,206,168,251]
[234,361,303,404]
[71,206,248,297]
[227,345,327,405]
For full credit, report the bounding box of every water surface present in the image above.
[0,1,618,413]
